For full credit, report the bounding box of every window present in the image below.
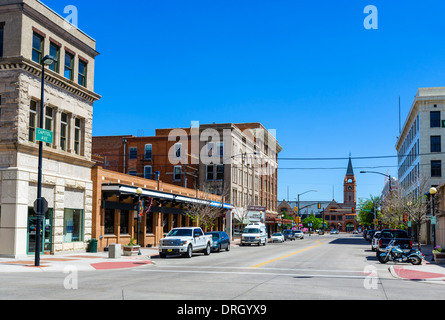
[60,113,68,151]
[430,111,441,128]
[207,142,214,157]
[431,160,442,177]
[206,165,214,180]
[216,164,224,180]
[146,212,154,234]
[218,142,224,157]
[78,59,87,87]
[49,42,60,73]
[144,165,152,179]
[29,100,38,142]
[174,166,182,181]
[32,33,44,63]
[64,52,74,80]
[63,209,83,242]
[0,23,4,58]
[431,136,441,153]
[104,209,115,235]
[44,106,53,146]
[129,147,137,160]
[144,144,152,160]
[74,118,81,154]
[174,143,182,159]
[120,210,129,234]
[128,170,137,176]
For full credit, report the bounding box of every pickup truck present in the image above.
[376,229,412,256]
[159,227,212,258]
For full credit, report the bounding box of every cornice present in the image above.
[0,56,101,103]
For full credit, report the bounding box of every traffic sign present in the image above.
[33,198,48,215]
[36,128,53,144]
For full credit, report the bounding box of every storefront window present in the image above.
[146,213,153,234]
[120,210,129,234]
[104,209,115,234]
[63,209,83,242]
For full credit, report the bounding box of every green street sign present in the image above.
[36,128,53,144]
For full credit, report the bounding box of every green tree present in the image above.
[303,214,323,230]
[358,195,381,228]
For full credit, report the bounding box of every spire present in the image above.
[346,155,354,176]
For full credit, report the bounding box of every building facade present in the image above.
[396,87,445,196]
[92,122,282,237]
[92,166,230,251]
[0,0,100,257]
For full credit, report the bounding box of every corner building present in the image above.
[0,0,100,257]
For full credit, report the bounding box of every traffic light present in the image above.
[318,203,321,210]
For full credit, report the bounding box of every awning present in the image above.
[102,184,234,210]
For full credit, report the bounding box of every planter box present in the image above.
[123,245,140,256]
[433,252,445,264]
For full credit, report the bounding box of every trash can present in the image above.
[88,239,98,253]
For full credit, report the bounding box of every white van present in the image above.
[241,222,267,246]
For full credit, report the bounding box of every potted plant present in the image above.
[123,238,140,256]
[433,246,445,264]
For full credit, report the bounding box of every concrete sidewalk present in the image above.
[388,245,445,285]
[0,238,243,273]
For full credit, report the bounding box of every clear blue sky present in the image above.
[41,0,445,205]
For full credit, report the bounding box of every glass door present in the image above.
[27,207,53,254]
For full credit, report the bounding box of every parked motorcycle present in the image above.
[378,239,424,265]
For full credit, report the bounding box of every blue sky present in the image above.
[41,0,445,205]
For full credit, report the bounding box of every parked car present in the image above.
[371,231,381,251]
[283,229,295,241]
[270,233,285,243]
[294,230,304,239]
[330,229,339,234]
[376,229,412,256]
[159,227,212,258]
[366,230,376,242]
[205,231,230,252]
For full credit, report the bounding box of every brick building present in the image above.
[92,166,230,251]
[92,122,282,237]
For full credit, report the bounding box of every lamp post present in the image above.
[136,187,143,255]
[360,171,392,195]
[297,190,317,228]
[430,187,437,249]
[35,55,54,267]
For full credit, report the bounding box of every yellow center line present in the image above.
[250,240,324,269]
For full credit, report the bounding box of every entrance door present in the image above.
[27,208,53,254]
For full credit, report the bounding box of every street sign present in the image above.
[36,128,53,144]
[33,198,48,215]
[432,216,437,225]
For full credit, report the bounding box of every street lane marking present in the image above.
[250,240,323,269]
[132,268,371,279]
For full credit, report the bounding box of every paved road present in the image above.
[1,233,444,303]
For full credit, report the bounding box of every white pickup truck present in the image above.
[159,227,212,258]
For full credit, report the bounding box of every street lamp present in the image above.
[136,187,143,255]
[360,171,392,195]
[297,190,317,228]
[430,187,437,249]
[35,55,54,267]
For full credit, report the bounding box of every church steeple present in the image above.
[344,155,356,206]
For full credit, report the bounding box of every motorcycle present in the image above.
[378,239,424,265]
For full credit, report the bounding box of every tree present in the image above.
[184,182,229,231]
[358,195,381,228]
[303,214,323,231]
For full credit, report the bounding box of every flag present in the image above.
[144,198,153,216]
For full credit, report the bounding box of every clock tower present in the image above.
[344,156,356,206]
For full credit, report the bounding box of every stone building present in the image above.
[0,0,100,257]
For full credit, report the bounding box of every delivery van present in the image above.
[241,222,267,246]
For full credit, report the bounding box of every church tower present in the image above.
[344,156,357,207]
